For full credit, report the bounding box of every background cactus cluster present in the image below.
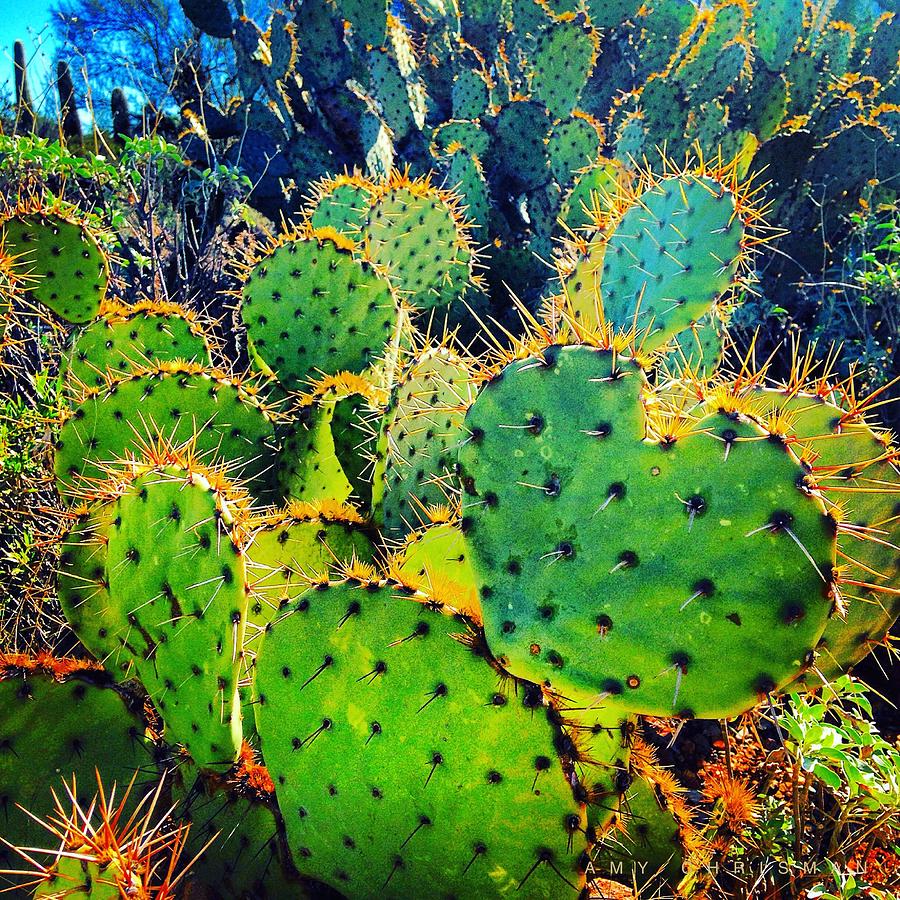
[1,0,899,898]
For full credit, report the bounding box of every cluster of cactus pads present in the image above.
[1,1,899,897]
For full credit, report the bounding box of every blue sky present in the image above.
[0,0,59,107]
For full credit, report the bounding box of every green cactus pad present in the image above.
[54,366,277,502]
[457,345,836,718]
[565,173,748,350]
[102,466,249,769]
[373,347,475,538]
[595,772,684,889]
[362,176,476,311]
[546,113,604,188]
[2,211,108,323]
[531,15,598,120]
[663,312,724,376]
[559,159,627,235]
[277,376,382,508]
[394,520,479,617]
[246,505,374,639]
[241,229,400,392]
[254,580,589,898]
[0,662,150,889]
[58,504,132,678]
[306,174,375,236]
[746,387,900,681]
[62,302,212,394]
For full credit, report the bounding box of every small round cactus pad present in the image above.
[457,345,836,718]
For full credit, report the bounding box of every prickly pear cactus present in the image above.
[240,228,402,393]
[373,346,476,537]
[361,172,478,311]
[1,206,109,323]
[457,344,837,718]
[560,168,752,350]
[62,300,212,392]
[77,462,251,770]
[55,364,278,501]
[0,657,149,889]
[255,579,590,898]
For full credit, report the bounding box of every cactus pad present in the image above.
[457,345,836,718]
[0,659,149,888]
[2,211,108,323]
[241,229,400,392]
[63,301,212,393]
[254,580,589,898]
[55,365,277,501]
[564,172,749,350]
[362,173,476,311]
[101,466,250,769]
[373,347,475,538]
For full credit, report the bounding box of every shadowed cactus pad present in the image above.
[457,345,836,718]
[255,580,589,898]
[0,658,149,890]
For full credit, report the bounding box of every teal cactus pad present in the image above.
[446,148,490,231]
[529,14,597,120]
[103,467,249,769]
[753,0,804,70]
[585,0,642,29]
[452,66,491,120]
[368,45,419,140]
[566,174,747,350]
[241,230,400,392]
[2,212,108,323]
[491,100,552,191]
[54,367,277,501]
[254,581,589,898]
[63,304,212,394]
[457,345,836,718]
[430,119,491,161]
[373,347,475,538]
[0,664,150,889]
[362,177,475,311]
